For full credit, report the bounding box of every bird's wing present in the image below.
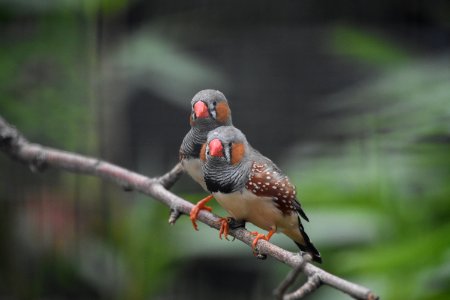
[245,161,309,221]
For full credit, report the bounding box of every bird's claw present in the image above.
[190,204,212,231]
[250,232,268,249]
[218,217,244,240]
[250,229,276,253]
[189,195,214,231]
[250,231,270,259]
[218,218,230,240]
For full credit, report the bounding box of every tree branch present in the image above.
[158,162,185,190]
[0,115,379,300]
[284,273,321,300]
[274,254,311,300]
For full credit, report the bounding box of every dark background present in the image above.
[0,0,449,299]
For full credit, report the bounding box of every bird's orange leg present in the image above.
[190,194,214,231]
[218,218,230,240]
[219,217,245,240]
[250,228,276,250]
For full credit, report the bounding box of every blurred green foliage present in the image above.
[331,25,411,66]
[0,0,128,15]
[0,14,96,151]
[282,38,450,299]
[113,198,175,298]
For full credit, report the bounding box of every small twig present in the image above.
[158,162,184,189]
[284,274,321,300]
[274,254,311,300]
[168,208,181,225]
[0,115,379,300]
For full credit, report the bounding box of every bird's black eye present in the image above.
[213,101,217,106]
[228,142,232,148]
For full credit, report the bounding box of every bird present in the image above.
[179,89,235,231]
[200,125,322,263]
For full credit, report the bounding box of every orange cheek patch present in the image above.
[200,143,207,161]
[231,143,245,165]
[215,102,230,124]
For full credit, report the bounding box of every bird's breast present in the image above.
[214,189,285,231]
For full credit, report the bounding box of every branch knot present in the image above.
[29,149,48,172]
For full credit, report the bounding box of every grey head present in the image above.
[190,89,232,130]
[180,90,233,161]
[202,126,253,193]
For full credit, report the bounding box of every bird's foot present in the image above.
[250,229,276,250]
[250,232,268,249]
[219,217,245,240]
[218,218,230,240]
[190,194,214,231]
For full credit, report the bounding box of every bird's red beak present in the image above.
[209,139,224,157]
[194,101,209,119]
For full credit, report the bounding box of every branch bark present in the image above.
[274,254,311,300]
[0,115,379,300]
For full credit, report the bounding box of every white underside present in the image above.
[182,158,208,191]
[214,189,301,240]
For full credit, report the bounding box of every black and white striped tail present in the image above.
[295,221,322,263]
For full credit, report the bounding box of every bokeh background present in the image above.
[1,0,449,299]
